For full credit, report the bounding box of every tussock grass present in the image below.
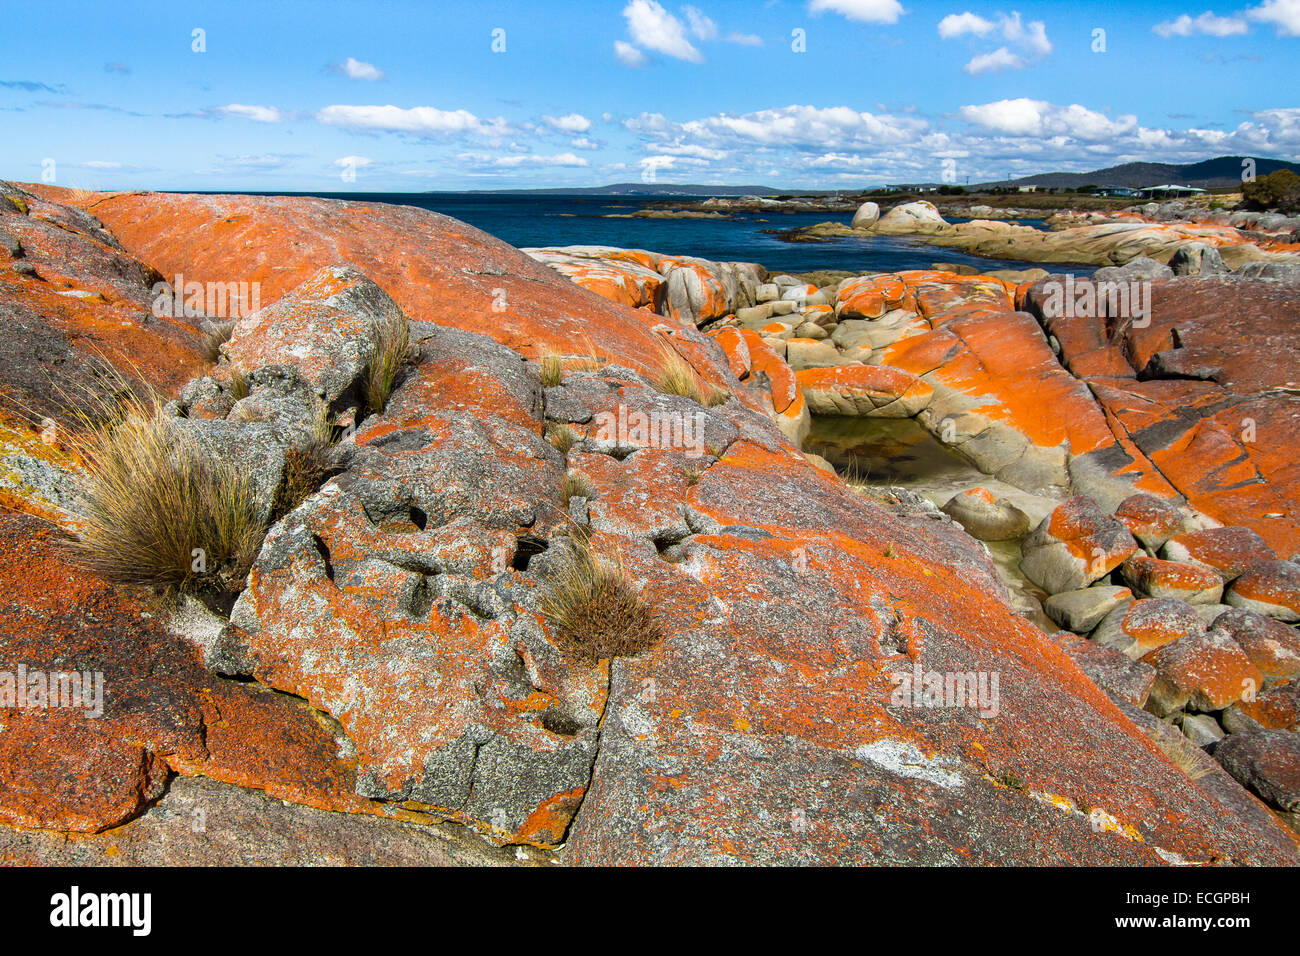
[273,407,339,520]
[1158,728,1217,782]
[228,368,251,401]
[538,348,565,387]
[65,387,264,595]
[539,538,661,664]
[364,312,411,415]
[547,424,578,455]
[653,340,729,407]
[559,471,596,505]
[200,320,236,363]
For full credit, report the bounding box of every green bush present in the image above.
[1241,169,1300,213]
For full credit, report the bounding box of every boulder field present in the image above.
[788,199,1300,271]
[1,181,1298,865]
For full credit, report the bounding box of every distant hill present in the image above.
[974,155,1300,191]
[465,182,789,197]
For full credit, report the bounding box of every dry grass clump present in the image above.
[559,471,596,506]
[199,320,236,362]
[364,312,411,414]
[1157,728,1217,781]
[228,368,251,401]
[547,424,578,455]
[653,341,729,407]
[273,408,339,520]
[538,538,661,664]
[65,388,264,595]
[538,348,565,387]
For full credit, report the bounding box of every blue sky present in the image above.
[2,0,1298,191]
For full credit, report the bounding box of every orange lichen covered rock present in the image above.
[1120,555,1224,605]
[1226,560,1300,622]
[8,182,1299,866]
[1162,527,1278,581]
[1115,493,1187,550]
[1020,496,1139,594]
[1092,597,1206,660]
[1145,629,1264,716]
[1211,609,1300,684]
[795,364,934,418]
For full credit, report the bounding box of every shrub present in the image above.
[66,389,265,596]
[1241,168,1300,213]
[363,312,411,414]
[538,538,661,664]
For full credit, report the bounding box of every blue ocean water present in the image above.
[291,191,1096,276]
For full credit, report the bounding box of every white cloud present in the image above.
[961,98,1139,140]
[543,112,592,133]
[569,136,600,150]
[614,40,649,66]
[333,57,385,80]
[617,101,1300,187]
[79,160,123,169]
[725,31,764,45]
[623,0,703,61]
[938,12,995,37]
[315,104,506,137]
[460,152,589,168]
[1153,11,1249,37]
[1249,0,1300,35]
[964,47,1026,73]
[217,104,285,123]
[683,5,718,39]
[808,0,906,23]
[940,11,1051,73]
[1000,11,1051,55]
[333,155,374,168]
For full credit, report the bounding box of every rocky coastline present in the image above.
[2,179,1299,865]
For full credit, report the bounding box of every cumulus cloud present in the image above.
[683,5,718,39]
[315,104,507,137]
[1249,0,1300,35]
[623,0,703,61]
[614,39,649,66]
[808,0,906,24]
[543,113,592,133]
[329,57,385,80]
[938,12,995,37]
[1153,11,1249,36]
[939,10,1051,73]
[618,99,1300,186]
[333,155,374,169]
[964,47,1026,73]
[217,104,286,123]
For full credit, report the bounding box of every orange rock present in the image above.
[795,365,934,418]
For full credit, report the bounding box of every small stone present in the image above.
[1044,585,1131,634]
